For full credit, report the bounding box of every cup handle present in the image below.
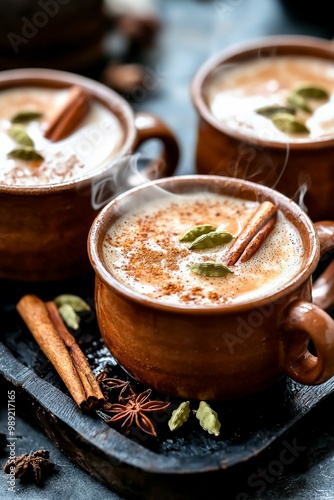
[280,220,334,385]
[312,221,334,310]
[133,112,180,178]
[280,300,334,385]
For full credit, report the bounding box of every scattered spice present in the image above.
[255,83,329,134]
[44,85,90,142]
[101,386,170,437]
[208,291,219,301]
[286,93,311,114]
[189,261,233,277]
[294,84,329,100]
[10,110,43,123]
[96,367,109,383]
[196,401,221,437]
[52,293,91,330]
[271,113,309,134]
[4,450,55,485]
[8,124,34,147]
[224,201,278,266]
[255,104,296,117]
[239,213,277,263]
[57,303,80,331]
[53,294,91,313]
[7,147,44,162]
[16,295,104,411]
[168,400,222,436]
[188,230,233,250]
[168,401,191,431]
[99,377,136,406]
[179,224,217,243]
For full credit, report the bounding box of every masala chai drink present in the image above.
[0,86,123,186]
[89,175,334,401]
[102,192,303,305]
[207,56,334,143]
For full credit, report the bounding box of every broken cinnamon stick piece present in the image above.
[239,213,277,263]
[45,301,104,410]
[44,85,90,142]
[225,201,278,266]
[16,295,104,411]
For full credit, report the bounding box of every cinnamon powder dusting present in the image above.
[102,193,303,306]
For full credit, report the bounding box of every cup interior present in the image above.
[88,174,319,312]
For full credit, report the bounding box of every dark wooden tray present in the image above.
[1,271,334,500]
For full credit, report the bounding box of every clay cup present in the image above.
[88,175,334,401]
[191,35,334,222]
[0,68,179,282]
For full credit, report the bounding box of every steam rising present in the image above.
[293,173,311,213]
[91,153,166,210]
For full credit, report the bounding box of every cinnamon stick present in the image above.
[44,85,90,142]
[16,295,104,411]
[225,201,278,266]
[239,214,277,263]
[46,301,104,409]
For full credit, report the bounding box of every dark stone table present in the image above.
[1,0,334,498]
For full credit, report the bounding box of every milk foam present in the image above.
[208,56,334,143]
[0,87,124,185]
[103,193,303,305]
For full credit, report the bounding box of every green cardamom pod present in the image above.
[287,93,311,113]
[54,294,91,312]
[294,84,329,100]
[196,401,221,436]
[7,147,44,162]
[189,231,233,250]
[179,224,217,242]
[10,110,43,123]
[58,303,80,330]
[8,124,34,147]
[168,401,191,431]
[189,261,233,277]
[255,104,296,117]
[271,113,309,134]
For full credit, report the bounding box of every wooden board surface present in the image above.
[1,272,334,499]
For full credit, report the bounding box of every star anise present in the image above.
[105,388,170,437]
[101,377,132,393]
[98,375,136,407]
[96,367,109,383]
[4,450,55,485]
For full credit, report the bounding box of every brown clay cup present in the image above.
[191,35,334,222]
[0,68,179,282]
[88,174,334,401]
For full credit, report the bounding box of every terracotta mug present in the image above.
[88,175,334,401]
[191,35,334,222]
[0,68,179,282]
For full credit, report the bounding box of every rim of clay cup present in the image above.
[0,68,136,194]
[191,34,334,151]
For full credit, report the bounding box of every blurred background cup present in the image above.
[191,35,334,222]
[0,0,107,75]
[0,68,179,282]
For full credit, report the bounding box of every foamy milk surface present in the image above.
[208,56,334,143]
[103,193,303,305]
[0,87,124,185]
